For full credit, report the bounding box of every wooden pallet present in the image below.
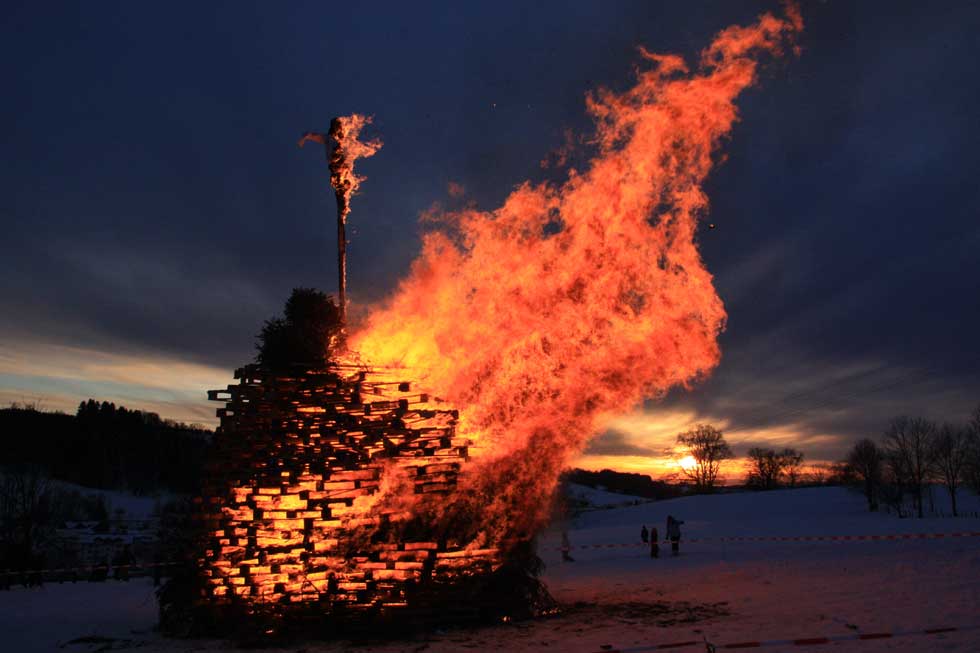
[196,363,501,616]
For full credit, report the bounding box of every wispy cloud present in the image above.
[0,339,230,425]
[583,429,659,457]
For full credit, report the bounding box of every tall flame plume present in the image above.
[350,6,802,542]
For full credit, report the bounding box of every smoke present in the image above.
[350,6,802,542]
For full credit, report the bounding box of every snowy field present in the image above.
[4,486,979,652]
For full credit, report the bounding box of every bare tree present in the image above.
[746,447,804,490]
[746,448,782,490]
[847,439,883,511]
[932,424,970,516]
[881,416,936,518]
[676,425,733,493]
[0,467,57,575]
[967,404,980,495]
[783,449,805,487]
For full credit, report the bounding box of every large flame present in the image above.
[349,6,802,541]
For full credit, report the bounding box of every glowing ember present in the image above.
[350,6,802,541]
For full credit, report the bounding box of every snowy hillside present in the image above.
[48,479,168,520]
[565,482,649,510]
[3,486,979,652]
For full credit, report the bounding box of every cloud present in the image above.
[0,339,230,426]
[575,408,723,479]
[630,348,979,463]
[583,429,659,457]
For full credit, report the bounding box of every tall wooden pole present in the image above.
[335,181,348,327]
[299,115,380,334]
[328,117,353,330]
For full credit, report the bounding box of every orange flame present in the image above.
[328,114,382,222]
[349,6,802,540]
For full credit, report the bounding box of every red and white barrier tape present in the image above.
[0,561,182,578]
[594,624,980,651]
[553,531,980,552]
[10,532,978,577]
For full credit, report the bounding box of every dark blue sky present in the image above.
[2,1,978,462]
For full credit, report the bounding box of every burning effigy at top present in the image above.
[187,4,802,635]
[298,115,382,327]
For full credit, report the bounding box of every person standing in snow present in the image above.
[667,515,684,555]
[113,545,132,581]
[640,524,649,543]
[650,527,660,558]
[561,530,575,562]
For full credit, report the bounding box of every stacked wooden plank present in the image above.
[196,363,500,618]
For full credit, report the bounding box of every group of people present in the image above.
[560,514,685,563]
[640,515,684,558]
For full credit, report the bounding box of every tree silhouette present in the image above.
[933,423,970,517]
[746,447,805,490]
[255,288,343,369]
[675,424,732,492]
[0,401,208,495]
[968,404,980,495]
[846,438,883,511]
[0,467,55,575]
[882,416,936,518]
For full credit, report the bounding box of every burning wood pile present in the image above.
[192,363,510,630]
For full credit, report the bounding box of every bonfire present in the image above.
[172,3,802,637]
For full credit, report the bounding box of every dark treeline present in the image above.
[745,447,806,490]
[0,400,211,495]
[564,468,683,500]
[842,404,980,517]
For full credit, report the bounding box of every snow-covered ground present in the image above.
[565,482,650,510]
[4,486,979,652]
[49,478,168,520]
[0,578,159,653]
